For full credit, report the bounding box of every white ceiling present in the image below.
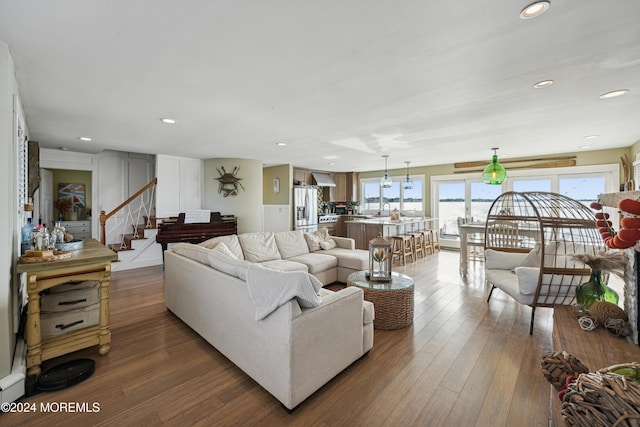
[1,1,639,173]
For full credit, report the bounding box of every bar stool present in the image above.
[432,230,441,251]
[392,235,414,265]
[413,232,425,258]
[425,229,441,253]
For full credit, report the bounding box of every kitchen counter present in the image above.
[345,217,438,249]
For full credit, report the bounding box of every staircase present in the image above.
[100,178,162,271]
[108,222,163,271]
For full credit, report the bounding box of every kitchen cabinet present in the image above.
[347,222,383,250]
[328,172,358,202]
[293,168,313,186]
[318,222,336,236]
[333,173,347,201]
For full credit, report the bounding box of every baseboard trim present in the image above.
[0,337,26,404]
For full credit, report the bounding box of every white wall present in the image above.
[203,158,263,233]
[40,148,155,244]
[0,42,19,381]
[155,155,203,217]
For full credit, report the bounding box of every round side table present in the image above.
[347,271,414,330]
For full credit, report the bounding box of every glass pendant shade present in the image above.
[482,148,507,185]
[403,161,413,189]
[380,155,392,188]
[380,174,392,188]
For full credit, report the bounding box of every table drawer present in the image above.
[41,285,99,312]
[41,304,100,339]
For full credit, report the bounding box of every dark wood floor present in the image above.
[4,250,556,426]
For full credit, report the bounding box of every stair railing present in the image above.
[100,178,157,247]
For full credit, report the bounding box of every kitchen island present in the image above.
[345,217,437,249]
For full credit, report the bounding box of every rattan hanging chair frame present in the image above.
[484,191,604,334]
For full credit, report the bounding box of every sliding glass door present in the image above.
[432,164,618,245]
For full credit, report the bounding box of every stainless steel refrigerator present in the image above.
[293,186,318,232]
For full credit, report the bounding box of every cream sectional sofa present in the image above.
[164,230,375,409]
[199,229,371,285]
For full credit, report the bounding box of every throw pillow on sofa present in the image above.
[238,232,282,262]
[304,229,331,252]
[212,241,238,259]
[198,234,245,259]
[274,230,310,258]
[319,239,337,250]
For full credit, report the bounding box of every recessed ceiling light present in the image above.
[578,145,592,150]
[534,80,553,89]
[520,1,550,19]
[328,162,336,166]
[161,118,176,124]
[599,89,629,99]
[275,142,287,146]
[79,137,92,142]
[584,135,600,139]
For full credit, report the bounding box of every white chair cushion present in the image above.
[520,244,541,267]
[484,249,528,270]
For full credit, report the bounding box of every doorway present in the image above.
[37,168,93,232]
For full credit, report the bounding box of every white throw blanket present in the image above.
[246,264,323,320]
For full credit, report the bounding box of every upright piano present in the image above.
[156,211,237,256]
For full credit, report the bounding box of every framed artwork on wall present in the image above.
[58,183,86,219]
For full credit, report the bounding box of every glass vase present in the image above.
[575,269,619,309]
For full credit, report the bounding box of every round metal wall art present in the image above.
[215,166,245,197]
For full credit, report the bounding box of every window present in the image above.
[360,175,424,214]
[431,164,618,245]
[559,176,605,209]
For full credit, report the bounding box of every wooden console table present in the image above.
[17,239,118,376]
[551,306,640,425]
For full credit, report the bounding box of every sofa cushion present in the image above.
[198,234,245,260]
[287,252,338,275]
[260,259,308,273]
[172,242,211,265]
[304,229,331,252]
[274,230,310,258]
[363,300,375,325]
[212,241,238,259]
[319,239,337,250]
[246,264,323,320]
[238,232,281,262]
[207,249,252,280]
[322,248,369,270]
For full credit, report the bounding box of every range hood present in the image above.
[312,172,336,187]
